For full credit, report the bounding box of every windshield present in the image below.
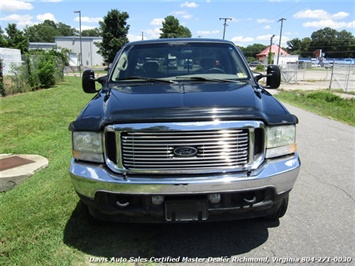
[110,41,251,82]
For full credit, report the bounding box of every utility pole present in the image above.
[277,18,286,65]
[219,17,232,40]
[269,34,275,65]
[74,10,82,77]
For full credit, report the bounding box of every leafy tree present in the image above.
[240,43,267,61]
[286,28,354,58]
[57,22,76,36]
[330,29,354,58]
[160,16,192,38]
[82,28,101,37]
[0,27,6,47]
[96,9,130,64]
[24,20,57,42]
[4,24,28,53]
[286,38,302,54]
[309,27,354,58]
[286,37,311,57]
[24,20,76,43]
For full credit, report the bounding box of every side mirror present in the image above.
[82,69,98,93]
[266,65,281,89]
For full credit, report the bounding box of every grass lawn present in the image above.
[275,90,355,126]
[0,77,157,265]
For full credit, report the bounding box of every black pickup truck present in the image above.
[69,38,300,223]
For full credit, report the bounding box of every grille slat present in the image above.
[120,129,249,170]
[122,138,248,145]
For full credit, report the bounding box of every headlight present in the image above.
[72,132,104,163]
[266,125,297,158]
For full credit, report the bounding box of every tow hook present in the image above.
[116,200,130,207]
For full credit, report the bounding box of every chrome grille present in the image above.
[120,129,249,170]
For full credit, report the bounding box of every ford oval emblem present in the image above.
[173,146,198,157]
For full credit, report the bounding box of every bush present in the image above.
[255,64,265,72]
[3,48,69,96]
[7,63,32,94]
[306,91,342,103]
[37,54,56,88]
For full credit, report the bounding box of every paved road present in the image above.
[64,103,354,264]
[151,103,355,264]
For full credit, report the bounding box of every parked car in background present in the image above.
[249,61,261,67]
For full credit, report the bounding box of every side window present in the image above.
[111,52,129,80]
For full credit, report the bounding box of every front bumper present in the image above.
[69,153,300,222]
[69,153,300,198]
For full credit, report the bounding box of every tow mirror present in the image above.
[82,69,97,93]
[266,65,281,89]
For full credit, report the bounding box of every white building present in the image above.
[29,42,56,50]
[256,44,298,66]
[0,48,22,75]
[55,36,104,67]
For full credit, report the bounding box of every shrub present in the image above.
[37,54,56,88]
[306,91,342,103]
[255,64,265,72]
[3,48,69,96]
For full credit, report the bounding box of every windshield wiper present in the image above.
[178,76,249,84]
[116,76,177,84]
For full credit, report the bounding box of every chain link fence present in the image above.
[329,64,355,92]
[279,62,354,92]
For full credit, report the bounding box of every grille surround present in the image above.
[104,121,265,175]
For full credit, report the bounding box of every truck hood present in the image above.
[69,82,298,131]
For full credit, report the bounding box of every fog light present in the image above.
[208,193,221,204]
[152,196,164,205]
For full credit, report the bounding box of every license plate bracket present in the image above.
[165,200,208,222]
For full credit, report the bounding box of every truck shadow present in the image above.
[63,201,279,259]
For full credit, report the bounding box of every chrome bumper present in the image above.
[69,153,300,199]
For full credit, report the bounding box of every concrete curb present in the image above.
[0,154,49,192]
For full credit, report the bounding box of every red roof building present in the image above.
[256,44,289,64]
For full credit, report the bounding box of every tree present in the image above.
[0,27,6,47]
[240,43,267,62]
[96,9,130,64]
[286,28,354,58]
[82,28,101,37]
[309,27,354,58]
[160,16,192,38]
[286,37,311,57]
[24,20,76,43]
[57,22,76,36]
[4,24,28,53]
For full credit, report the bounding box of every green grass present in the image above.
[0,77,88,264]
[275,90,355,126]
[0,77,160,265]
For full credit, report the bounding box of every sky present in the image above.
[1,0,354,47]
